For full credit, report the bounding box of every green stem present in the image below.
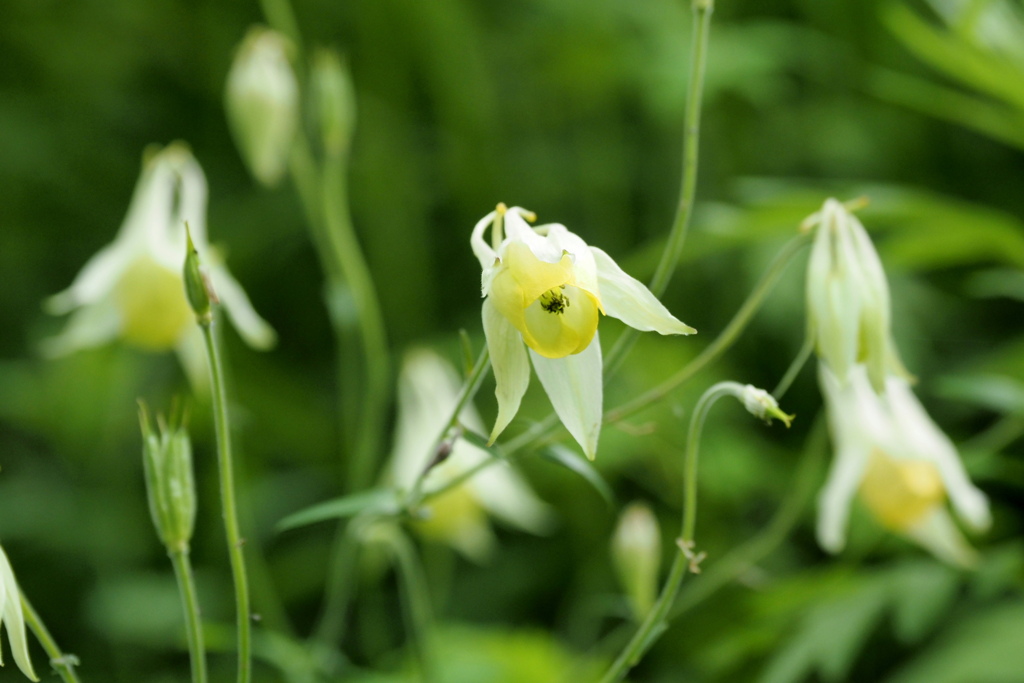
[169,545,209,683]
[384,530,437,683]
[21,594,82,683]
[670,418,826,618]
[603,0,715,376]
[599,381,742,683]
[405,346,491,509]
[605,232,810,425]
[772,331,815,400]
[258,0,303,52]
[201,322,252,683]
[322,151,391,492]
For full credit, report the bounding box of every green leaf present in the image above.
[541,445,615,506]
[886,601,1024,683]
[276,488,400,532]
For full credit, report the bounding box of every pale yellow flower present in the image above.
[471,205,695,458]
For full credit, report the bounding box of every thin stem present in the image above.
[384,530,437,683]
[258,0,304,52]
[670,417,826,618]
[603,0,715,376]
[201,322,252,683]
[605,232,810,425]
[21,594,82,683]
[405,346,491,509]
[169,545,209,683]
[600,381,742,683]
[322,152,392,492]
[772,331,815,400]
[311,526,360,648]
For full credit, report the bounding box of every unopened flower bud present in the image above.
[806,198,895,393]
[739,385,794,427]
[139,401,197,552]
[311,48,357,159]
[225,27,298,186]
[611,502,661,619]
[183,224,213,324]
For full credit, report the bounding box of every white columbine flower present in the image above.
[805,198,902,393]
[471,205,695,458]
[225,27,299,187]
[387,349,555,562]
[817,362,991,567]
[44,143,275,383]
[0,545,38,681]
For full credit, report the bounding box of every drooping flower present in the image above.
[387,349,555,562]
[44,143,275,384]
[804,198,904,393]
[471,205,695,458]
[225,27,299,187]
[817,363,991,567]
[0,545,38,681]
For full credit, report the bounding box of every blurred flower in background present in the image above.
[225,27,299,187]
[0,545,38,681]
[386,349,555,562]
[471,205,695,458]
[43,143,276,384]
[807,199,990,566]
[611,502,661,619]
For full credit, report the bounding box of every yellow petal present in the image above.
[115,255,194,350]
[859,449,945,531]
[522,285,599,358]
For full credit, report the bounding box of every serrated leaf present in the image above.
[276,488,399,532]
[541,445,615,506]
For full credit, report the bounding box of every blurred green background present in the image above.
[2,0,1024,681]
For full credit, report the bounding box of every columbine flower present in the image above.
[804,198,904,393]
[387,349,555,562]
[0,545,38,681]
[471,205,695,458]
[44,143,275,384]
[225,27,299,186]
[817,363,991,567]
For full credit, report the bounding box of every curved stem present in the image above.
[670,417,826,618]
[405,346,491,509]
[383,529,437,683]
[170,545,209,683]
[201,322,252,683]
[772,331,815,400]
[603,0,715,376]
[21,594,82,683]
[605,232,810,425]
[600,381,742,683]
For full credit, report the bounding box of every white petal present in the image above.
[504,208,561,263]
[816,442,868,553]
[208,265,277,350]
[904,507,979,569]
[885,376,991,532]
[470,460,555,535]
[175,327,210,393]
[590,247,696,335]
[45,242,134,314]
[0,547,39,681]
[530,332,603,459]
[41,299,122,357]
[470,210,498,272]
[483,297,530,443]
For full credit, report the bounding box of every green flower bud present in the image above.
[611,502,661,619]
[183,224,213,325]
[139,401,197,552]
[225,27,299,186]
[310,48,357,159]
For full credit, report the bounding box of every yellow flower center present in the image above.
[859,449,945,531]
[115,255,194,350]
[489,241,601,358]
